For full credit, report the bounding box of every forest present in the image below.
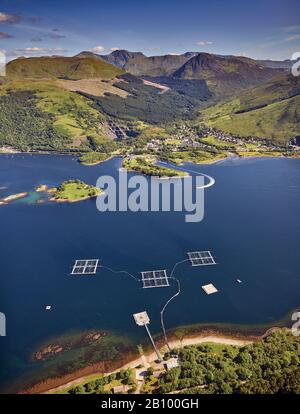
[158,330,300,394]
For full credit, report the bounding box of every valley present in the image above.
[0,51,299,180]
[0,50,299,170]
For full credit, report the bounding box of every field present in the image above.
[160,149,227,165]
[56,78,129,98]
[200,135,237,149]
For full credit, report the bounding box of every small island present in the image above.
[0,192,28,205]
[51,180,103,203]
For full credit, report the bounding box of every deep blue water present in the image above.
[0,154,299,390]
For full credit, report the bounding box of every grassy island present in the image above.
[52,180,102,203]
[123,157,188,178]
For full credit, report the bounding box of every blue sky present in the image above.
[0,0,299,61]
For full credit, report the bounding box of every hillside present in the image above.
[0,81,109,151]
[6,56,124,80]
[0,53,298,150]
[0,56,142,151]
[201,74,300,143]
[173,53,279,96]
[79,73,202,123]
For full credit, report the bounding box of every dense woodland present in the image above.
[0,91,71,151]
[158,330,300,394]
[82,74,200,124]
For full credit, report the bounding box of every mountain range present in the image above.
[0,49,299,151]
[75,50,286,98]
[76,50,199,76]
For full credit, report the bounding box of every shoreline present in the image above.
[50,192,102,203]
[80,155,116,166]
[20,325,280,395]
[1,149,298,170]
[0,148,81,156]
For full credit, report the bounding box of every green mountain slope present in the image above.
[0,56,128,150]
[79,73,202,123]
[201,74,300,143]
[6,56,124,80]
[0,54,298,150]
[0,90,71,151]
[0,77,119,151]
[173,53,279,97]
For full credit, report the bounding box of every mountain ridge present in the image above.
[6,56,124,80]
[172,53,280,96]
[76,50,199,77]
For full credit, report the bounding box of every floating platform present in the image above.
[141,270,169,289]
[187,251,216,266]
[71,259,99,275]
[202,283,218,295]
[133,311,150,326]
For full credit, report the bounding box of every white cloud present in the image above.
[18,47,66,53]
[144,47,161,52]
[285,34,300,42]
[90,45,105,54]
[0,12,20,24]
[196,40,213,47]
[282,25,300,33]
[8,47,67,58]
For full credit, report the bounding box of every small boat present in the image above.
[237,279,242,284]
[45,305,52,311]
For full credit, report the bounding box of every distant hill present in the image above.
[201,74,300,143]
[78,50,199,77]
[6,56,124,80]
[173,53,279,96]
[257,59,294,70]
